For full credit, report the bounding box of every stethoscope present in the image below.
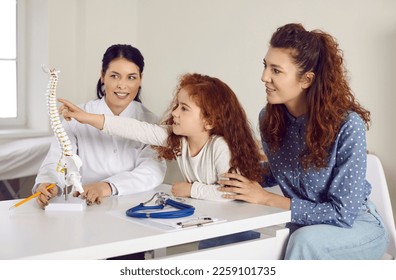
[126,192,195,219]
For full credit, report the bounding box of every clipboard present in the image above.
[108,206,226,232]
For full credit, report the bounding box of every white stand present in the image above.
[45,196,86,211]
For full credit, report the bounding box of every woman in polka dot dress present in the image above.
[219,23,388,259]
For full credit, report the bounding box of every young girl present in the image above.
[59,73,264,201]
[218,23,388,259]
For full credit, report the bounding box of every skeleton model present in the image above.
[43,66,84,199]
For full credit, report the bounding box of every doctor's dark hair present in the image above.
[260,23,370,169]
[96,44,144,102]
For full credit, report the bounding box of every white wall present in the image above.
[46,0,139,104]
[136,0,396,215]
[19,0,396,216]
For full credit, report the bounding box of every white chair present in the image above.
[366,154,396,259]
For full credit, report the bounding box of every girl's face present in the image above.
[261,47,307,117]
[171,88,211,142]
[101,57,142,115]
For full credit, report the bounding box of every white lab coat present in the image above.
[34,98,166,195]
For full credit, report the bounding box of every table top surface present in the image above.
[0,184,290,260]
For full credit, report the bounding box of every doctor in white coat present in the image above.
[34,44,166,207]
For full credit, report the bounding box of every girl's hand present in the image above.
[58,98,105,129]
[36,183,59,209]
[171,182,192,197]
[73,182,112,206]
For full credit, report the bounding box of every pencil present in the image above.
[9,184,55,210]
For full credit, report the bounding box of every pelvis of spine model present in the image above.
[61,154,84,194]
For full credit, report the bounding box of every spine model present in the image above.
[43,66,84,195]
[45,68,72,171]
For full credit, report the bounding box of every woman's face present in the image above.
[101,57,142,115]
[261,47,307,117]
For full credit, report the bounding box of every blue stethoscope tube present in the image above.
[126,192,195,219]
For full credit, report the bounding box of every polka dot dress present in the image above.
[260,109,370,228]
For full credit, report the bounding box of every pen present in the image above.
[177,217,213,228]
[9,184,55,210]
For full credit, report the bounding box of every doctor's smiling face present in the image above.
[101,57,142,115]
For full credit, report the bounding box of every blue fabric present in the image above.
[198,231,261,250]
[284,200,388,259]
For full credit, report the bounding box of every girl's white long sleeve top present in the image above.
[103,115,232,201]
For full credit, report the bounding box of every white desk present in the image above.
[0,184,290,260]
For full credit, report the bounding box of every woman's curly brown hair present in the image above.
[154,73,264,182]
[260,23,370,169]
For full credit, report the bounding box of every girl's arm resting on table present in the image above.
[170,136,235,202]
[191,181,233,202]
[171,181,192,198]
[171,181,232,202]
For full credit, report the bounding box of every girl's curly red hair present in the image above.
[154,73,264,182]
[260,23,370,169]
